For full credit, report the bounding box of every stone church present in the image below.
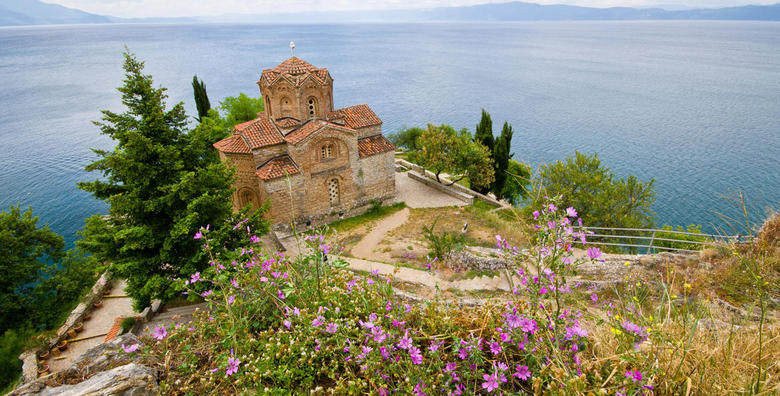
[213,57,396,226]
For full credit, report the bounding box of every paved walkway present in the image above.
[48,280,136,373]
[394,172,466,208]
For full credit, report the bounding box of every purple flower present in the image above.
[122,343,139,353]
[283,319,291,329]
[532,210,540,220]
[226,357,240,377]
[565,324,589,339]
[193,230,203,240]
[152,325,167,340]
[444,362,457,372]
[513,365,531,380]
[200,289,212,297]
[397,330,412,350]
[625,370,642,382]
[520,318,538,334]
[586,247,602,260]
[190,272,201,283]
[409,346,423,364]
[547,203,557,212]
[227,295,235,305]
[250,235,260,243]
[312,316,324,327]
[482,373,499,393]
[489,341,502,355]
[325,323,338,333]
[566,207,578,217]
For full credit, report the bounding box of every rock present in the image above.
[445,249,507,272]
[63,333,143,377]
[19,351,38,384]
[10,364,157,396]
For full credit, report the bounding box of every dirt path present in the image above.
[351,207,410,261]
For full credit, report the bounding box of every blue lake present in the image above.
[0,21,778,246]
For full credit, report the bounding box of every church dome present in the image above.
[259,57,330,87]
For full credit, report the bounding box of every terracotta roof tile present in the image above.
[284,119,355,145]
[328,104,382,129]
[213,135,251,154]
[358,135,395,158]
[260,57,330,87]
[256,156,300,180]
[234,116,284,149]
[275,117,301,128]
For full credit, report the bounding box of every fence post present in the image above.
[646,230,656,254]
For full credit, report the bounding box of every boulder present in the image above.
[11,364,157,396]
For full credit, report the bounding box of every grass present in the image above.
[448,268,500,281]
[328,202,406,233]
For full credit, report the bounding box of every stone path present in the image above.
[394,172,467,208]
[48,280,136,373]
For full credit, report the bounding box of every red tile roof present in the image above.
[275,117,301,128]
[213,135,251,154]
[233,116,284,149]
[358,135,395,158]
[260,57,330,87]
[256,156,300,180]
[284,119,355,145]
[328,104,382,129]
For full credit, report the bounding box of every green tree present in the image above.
[388,126,424,151]
[78,51,268,310]
[492,121,514,199]
[473,109,495,194]
[529,152,655,229]
[409,124,494,190]
[0,205,64,332]
[502,159,532,206]
[192,75,211,123]
[219,93,265,130]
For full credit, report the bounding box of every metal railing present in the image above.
[570,226,751,253]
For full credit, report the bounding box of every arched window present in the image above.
[307,97,317,118]
[328,178,340,206]
[321,144,333,160]
[280,97,292,117]
[238,188,258,210]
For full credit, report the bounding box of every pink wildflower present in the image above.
[587,247,602,259]
[122,343,139,353]
[152,325,167,340]
[481,373,500,393]
[566,207,578,217]
[513,365,531,380]
[225,356,240,377]
[325,323,338,333]
[490,341,502,355]
[409,346,423,364]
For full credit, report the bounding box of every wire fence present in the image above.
[571,226,752,254]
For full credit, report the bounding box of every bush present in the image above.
[653,224,709,251]
[421,218,466,259]
[388,127,423,151]
[119,202,777,395]
[120,317,137,334]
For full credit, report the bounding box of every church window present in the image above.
[328,178,340,205]
[321,144,333,159]
[308,98,317,118]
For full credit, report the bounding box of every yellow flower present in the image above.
[624,261,630,267]
[636,282,641,287]
[610,327,623,336]
[649,315,654,321]
[671,294,677,299]
[632,296,639,302]
[615,314,621,320]
[684,283,691,289]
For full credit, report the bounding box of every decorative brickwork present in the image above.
[214,57,396,226]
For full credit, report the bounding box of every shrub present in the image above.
[421,218,466,259]
[653,224,710,251]
[120,200,777,395]
[120,317,137,334]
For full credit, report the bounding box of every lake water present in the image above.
[1,21,778,246]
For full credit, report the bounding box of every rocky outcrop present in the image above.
[11,364,157,396]
[446,248,508,271]
[9,334,156,396]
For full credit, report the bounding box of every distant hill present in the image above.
[2,0,780,26]
[421,1,780,21]
[0,0,110,26]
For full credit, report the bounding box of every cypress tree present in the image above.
[473,109,495,194]
[192,75,211,122]
[492,122,514,199]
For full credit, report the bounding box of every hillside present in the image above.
[0,0,109,26]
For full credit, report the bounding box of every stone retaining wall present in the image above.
[395,159,504,207]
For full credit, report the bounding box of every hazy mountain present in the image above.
[0,0,110,25]
[2,0,780,26]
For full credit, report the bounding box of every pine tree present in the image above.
[473,109,495,194]
[79,52,267,309]
[192,75,211,123]
[492,122,514,199]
